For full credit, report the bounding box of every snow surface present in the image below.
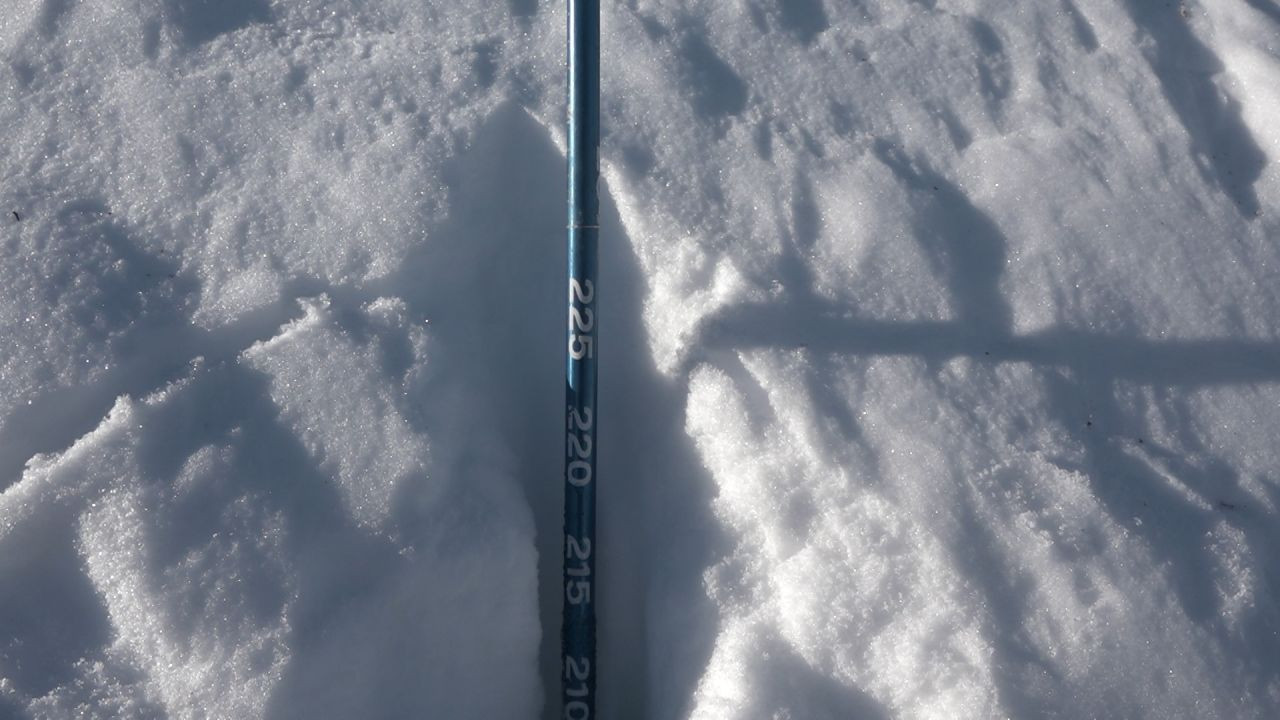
[2,0,1279,718]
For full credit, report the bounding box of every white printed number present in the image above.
[564,654,591,718]
[568,279,595,360]
[566,407,594,488]
[565,535,592,606]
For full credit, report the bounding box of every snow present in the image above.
[243,296,430,528]
[2,0,1279,718]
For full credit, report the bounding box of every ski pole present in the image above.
[562,0,599,718]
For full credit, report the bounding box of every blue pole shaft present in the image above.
[563,0,599,718]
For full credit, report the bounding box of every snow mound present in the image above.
[1,352,538,717]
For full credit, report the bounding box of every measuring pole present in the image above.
[562,0,599,717]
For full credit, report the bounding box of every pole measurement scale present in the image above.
[562,0,599,718]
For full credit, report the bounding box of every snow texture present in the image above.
[2,0,1279,718]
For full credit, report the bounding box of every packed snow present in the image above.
[2,0,1279,718]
